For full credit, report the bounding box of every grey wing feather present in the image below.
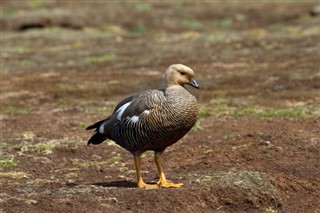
[120,89,165,119]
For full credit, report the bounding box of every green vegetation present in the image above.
[16,141,53,155]
[76,122,88,129]
[0,141,8,149]
[0,156,19,169]
[230,107,255,117]
[130,24,148,35]
[21,131,36,140]
[269,23,286,31]
[134,3,152,12]
[3,8,17,16]
[209,34,225,43]
[28,0,47,8]
[1,107,29,115]
[198,102,229,119]
[65,172,78,179]
[182,19,203,30]
[312,103,320,117]
[14,46,33,54]
[198,104,313,120]
[192,120,203,131]
[217,18,233,28]
[21,59,36,66]
[256,107,308,119]
[223,134,235,141]
[33,143,53,155]
[0,171,28,179]
[84,53,117,64]
[57,96,72,105]
[107,155,123,164]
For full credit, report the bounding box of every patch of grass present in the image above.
[84,53,117,64]
[33,143,53,155]
[198,106,212,119]
[0,141,8,149]
[220,46,233,55]
[209,34,225,43]
[16,141,53,155]
[269,23,285,31]
[3,8,17,16]
[50,26,62,33]
[28,0,47,8]
[130,24,148,35]
[97,106,113,114]
[107,155,122,164]
[223,134,235,141]
[21,131,36,140]
[198,102,229,118]
[57,96,72,104]
[76,122,88,129]
[21,59,36,66]
[217,18,233,28]
[0,171,28,179]
[14,46,33,54]
[182,19,203,30]
[199,102,312,119]
[0,156,19,169]
[256,107,308,119]
[17,141,30,153]
[230,107,255,117]
[1,106,29,115]
[134,3,152,12]
[65,172,78,179]
[311,103,320,117]
[192,120,203,131]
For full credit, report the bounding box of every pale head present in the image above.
[163,64,199,89]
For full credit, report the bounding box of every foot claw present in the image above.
[138,183,159,189]
[158,181,183,188]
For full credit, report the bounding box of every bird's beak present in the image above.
[189,77,200,89]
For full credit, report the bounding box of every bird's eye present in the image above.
[180,72,186,75]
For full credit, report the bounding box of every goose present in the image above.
[86,64,199,188]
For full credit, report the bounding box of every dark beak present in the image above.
[189,77,200,89]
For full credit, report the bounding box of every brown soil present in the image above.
[1,2,320,213]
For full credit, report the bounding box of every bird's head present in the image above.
[163,64,199,89]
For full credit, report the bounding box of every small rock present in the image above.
[25,199,37,205]
[309,5,320,17]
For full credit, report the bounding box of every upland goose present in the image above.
[86,64,199,189]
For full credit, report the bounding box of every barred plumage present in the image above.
[86,64,199,189]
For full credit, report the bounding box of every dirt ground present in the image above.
[1,1,320,213]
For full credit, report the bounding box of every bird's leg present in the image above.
[134,155,158,189]
[154,151,183,188]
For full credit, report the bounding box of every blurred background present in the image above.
[1,1,320,212]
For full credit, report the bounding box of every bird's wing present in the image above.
[85,96,134,131]
[97,89,165,136]
[116,89,165,120]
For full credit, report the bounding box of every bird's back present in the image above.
[110,86,198,155]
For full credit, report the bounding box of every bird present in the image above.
[86,64,199,189]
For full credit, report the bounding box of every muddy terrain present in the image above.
[1,1,320,213]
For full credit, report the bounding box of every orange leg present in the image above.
[134,155,158,189]
[154,152,183,188]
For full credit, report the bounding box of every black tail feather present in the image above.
[86,119,105,130]
[87,132,107,145]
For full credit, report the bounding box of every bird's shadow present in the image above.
[66,180,136,188]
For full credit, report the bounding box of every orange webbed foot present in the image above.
[157,180,183,188]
